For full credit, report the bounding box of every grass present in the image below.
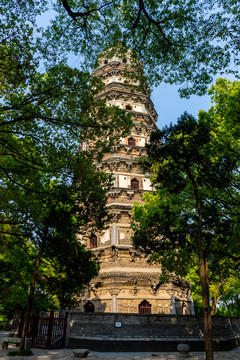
[7,350,33,356]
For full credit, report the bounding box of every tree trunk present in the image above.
[18,205,56,352]
[211,284,223,316]
[211,301,217,316]
[199,254,214,360]
[186,166,214,360]
[19,239,45,352]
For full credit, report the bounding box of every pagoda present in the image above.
[79,50,194,315]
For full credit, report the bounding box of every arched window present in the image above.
[104,59,108,64]
[90,234,97,249]
[139,300,152,314]
[131,178,139,189]
[128,137,135,146]
[123,58,127,63]
[84,301,94,313]
[182,302,186,315]
[126,104,132,111]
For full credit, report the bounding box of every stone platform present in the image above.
[67,313,240,352]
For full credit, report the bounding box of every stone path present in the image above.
[0,346,240,360]
[1,332,240,360]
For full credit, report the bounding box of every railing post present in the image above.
[46,311,54,349]
[62,312,68,347]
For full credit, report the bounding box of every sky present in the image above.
[152,83,212,129]
[152,72,237,128]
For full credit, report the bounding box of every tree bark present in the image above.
[198,253,214,360]
[186,165,214,360]
[19,238,46,351]
[18,203,57,352]
[211,284,223,315]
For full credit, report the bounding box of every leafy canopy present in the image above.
[0,0,133,317]
[43,0,240,96]
[133,79,240,309]
[132,87,240,358]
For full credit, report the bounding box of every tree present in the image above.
[132,88,240,360]
[42,0,240,96]
[185,255,240,316]
[217,274,240,317]
[0,0,133,352]
[0,227,65,320]
[0,59,132,352]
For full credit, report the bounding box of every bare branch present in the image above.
[61,0,114,21]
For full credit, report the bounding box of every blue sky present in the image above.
[152,72,237,128]
[152,83,212,129]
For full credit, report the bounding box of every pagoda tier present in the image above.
[78,51,194,315]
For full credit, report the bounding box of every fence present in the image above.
[18,311,68,349]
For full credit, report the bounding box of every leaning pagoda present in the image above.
[78,50,194,315]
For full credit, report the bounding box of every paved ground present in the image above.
[1,347,240,360]
[1,331,240,359]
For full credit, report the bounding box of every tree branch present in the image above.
[61,0,114,21]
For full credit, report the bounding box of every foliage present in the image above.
[133,78,240,274]
[132,81,240,358]
[133,106,240,287]
[0,59,131,312]
[0,0,133,321]
[184,255,240,316]
[41,0,240,96]
[217,275,240,317]
[0,235,58,319]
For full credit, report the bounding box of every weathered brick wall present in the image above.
[66,312,240,351]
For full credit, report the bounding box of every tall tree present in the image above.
[132,81,240,359]
[0,64,132,349]
[0,0,133,352]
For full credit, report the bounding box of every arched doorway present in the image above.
[90,234,97,249]
[138,300,152,314]
[128,137,135,146]
[126,104,132,111]
[131,178,139,189]
[84,301,95,313]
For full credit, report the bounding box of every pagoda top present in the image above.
[93,48,143,72]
